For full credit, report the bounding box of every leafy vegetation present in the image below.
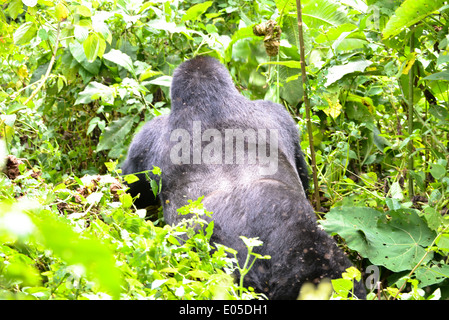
[1,0,449,300]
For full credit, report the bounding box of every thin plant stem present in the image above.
[407,27,415,198]
[23,21,61,106]
[295,0,321,210]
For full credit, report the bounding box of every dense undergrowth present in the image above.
[1,0,449,300]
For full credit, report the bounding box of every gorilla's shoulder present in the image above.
[253,99,289,113]
[136,115,168,136]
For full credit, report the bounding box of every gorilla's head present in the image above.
[170,56,240,112]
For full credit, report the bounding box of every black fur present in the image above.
[122,56,365,299]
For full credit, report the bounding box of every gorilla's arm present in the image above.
[294,144,310,193]
[121,115,168,208]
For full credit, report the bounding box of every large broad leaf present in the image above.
[283,15,301,49]
[103,49,136,78]
[8,0,24,19]
[97,116,136,152]
[383,0,446,39]
[69,42,101,75]
[29,208,121,299]
[83,33,106,62]
[146,75,173,87]
[279,65,303,106]
[429,104,449,121]
[415,264,449,288]
[324,60,372,86]
[181,1,213,22]
[302,0,350,29]
[320,207,436,272]
[225,26,259,62]
[13,22,37,45]
[275,0,349,52]
[75,81,115,105]
[74,24,89,43]
[315,23,366,50]
[424,70,449,81]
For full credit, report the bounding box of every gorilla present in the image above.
[121,56,366,299]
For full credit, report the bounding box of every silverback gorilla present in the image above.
[121,56,366,299]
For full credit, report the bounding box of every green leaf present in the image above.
[423,207,443,231]
[302,0,350,29]
[282,15,301,49]
[279,65,303,106]
[119,193,133,208]
[390,181,404,200]
[123,174,139,184]
[430,163,446,180]
[4,253,41,287]
[76,4,92,17]
[331,278,353,299]
[69,42,101,75]
[31,209,121,299]
[150,179,159,197]
[87,116,105,135]
[429,189,442,206]
[240,236,263,249]
[436,234,449,252]
[429,105,449,121]
[139,68,162,81]
[342,266,362,281]
[37,28,48,41]
[55,1,69,21]
[181,1,213,22]
[424,70,449,81]
[74,25,89,43]
[383,0,446,39]
[321,207,436,272]
[83,33,105,63]
[188,269,210,279]
[167,235,180,245]
[8,0,24,20]
[147,75,173,87]
[225,26,259,62]
[13,22,37,45]
[97,116,136,152]
[151,166,162,176]
[103,49,136,78]
[410,170,426,192]
[23,286,51,299]
[92,12,112,42]
[146,20,193,35]
[75,81,115,105]
[151,279,168,290]
[415,264,449,287]
[325,60,373,86]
